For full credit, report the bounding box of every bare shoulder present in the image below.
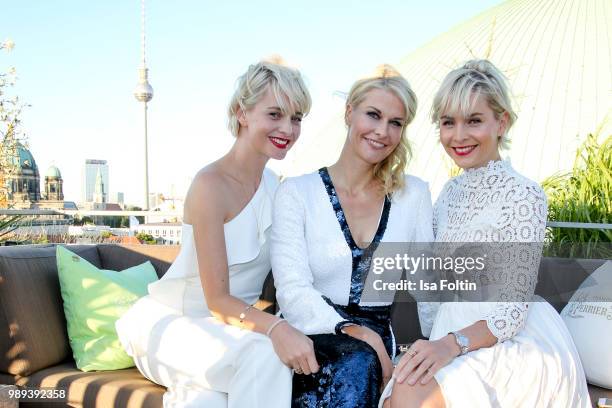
[184,165,230,224]
[188,165,228,197]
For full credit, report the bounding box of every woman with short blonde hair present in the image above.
[228,60,311,137]
[380,59,590,408]
[117,59,317,407]
[430,59,516,149]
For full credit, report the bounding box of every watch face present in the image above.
[454,332,469,353]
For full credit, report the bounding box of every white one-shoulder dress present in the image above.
[116,168,291,408]
[380,160,590,408]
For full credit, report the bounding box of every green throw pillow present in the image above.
[56,246,158,371]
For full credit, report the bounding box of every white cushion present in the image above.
[561,260,612,389]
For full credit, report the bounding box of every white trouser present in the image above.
[116,296,292,408]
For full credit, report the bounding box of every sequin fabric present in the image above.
[293,302,393,408]
[318,167,391,305]
[291,169,394,408]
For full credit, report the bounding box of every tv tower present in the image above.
[133,0,153,210]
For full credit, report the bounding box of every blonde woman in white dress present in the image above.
[380,60,590,407]
[116,60,319,408]
[272,66,433,408]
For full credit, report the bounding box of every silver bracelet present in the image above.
[266,318,287,337]
[239,304,253,324]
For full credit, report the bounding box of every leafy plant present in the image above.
[0,213,22,241]
[136,232,156,245]
[542,132,611,255]
[1,39,30,204]
[0,39,27,241]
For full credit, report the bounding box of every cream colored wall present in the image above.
[287,0,612,198]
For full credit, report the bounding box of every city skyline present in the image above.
[3,0,502,207]
[82,159,109,203]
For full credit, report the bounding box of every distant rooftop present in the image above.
[104,203,123,211]
[139,222,182,227]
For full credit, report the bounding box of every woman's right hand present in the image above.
[341,325,394,389]
[269,321,320,375]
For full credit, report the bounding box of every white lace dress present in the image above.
[382,160,591,407]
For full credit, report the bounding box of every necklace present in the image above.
[226,172,260,197]
[252,175,266,242]
[227,171,265,242]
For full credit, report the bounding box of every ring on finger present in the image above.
[408,350,417,358]
[294,367,303,374]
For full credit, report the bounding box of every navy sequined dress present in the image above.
[291,168,394,408]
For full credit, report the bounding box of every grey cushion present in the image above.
[0,245,101,377]
[97,244,177,278]
[391,291,423,345]
[589,384,612,407]
[2,243,608,407]
[536,257,606,312]
[14,361,164,408]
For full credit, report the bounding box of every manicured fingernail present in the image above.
[408,379,415,385]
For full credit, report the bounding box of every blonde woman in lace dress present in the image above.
[380,60,590,407]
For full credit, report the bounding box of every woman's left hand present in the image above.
[341,325,393,390]
[393,335,460,385]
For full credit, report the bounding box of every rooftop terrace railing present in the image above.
[0,209,610,230]
[0,209,181,217]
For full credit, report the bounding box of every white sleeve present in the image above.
[485,182,547,342]
[412,182,440,338]
[271,179,347,335]
[414,182,434,243]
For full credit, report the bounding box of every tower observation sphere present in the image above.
[134,67,153,102]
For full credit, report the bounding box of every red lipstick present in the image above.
[269,137,290,149]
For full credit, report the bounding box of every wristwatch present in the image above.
[450,331,470,355]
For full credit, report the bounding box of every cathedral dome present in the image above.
[45,165,62,179]
[1,140,41,203]
[10,143,39,175]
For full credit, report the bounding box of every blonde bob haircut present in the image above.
[227,58,311,137]
[430,59,517,150]
[345,64,418,196]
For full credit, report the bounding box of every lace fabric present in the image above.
[422,160,548,342]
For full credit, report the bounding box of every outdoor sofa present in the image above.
[0,243,610,407]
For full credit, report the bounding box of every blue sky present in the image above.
[3,0,501,206]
